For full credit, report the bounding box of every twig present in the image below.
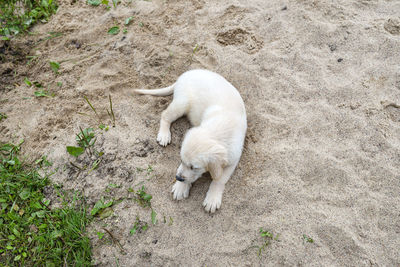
[109,94,116,127]
[102,228,126,254]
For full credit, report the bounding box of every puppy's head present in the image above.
[175,128,228,184]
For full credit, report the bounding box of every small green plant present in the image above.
[108,26,120,35]
[91,197,113,216]
[112,0,119,8]
[25,78,44,89]
[34,89,53,98]
[76,127,96,149]
[49,61,60,74]
[0,112,7,121]
[24,77,32,86]
[303,234,314,243]
[66,127,96,158]
[97,231,105,239]
[129,216,148,235]
[135,186,152,208]
[35,155,52,167]
[125,16,134,25]
[151,209,157,225]
[257,228,279,257]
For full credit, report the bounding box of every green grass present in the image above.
[0,0,58,38]
[0,141,92,265]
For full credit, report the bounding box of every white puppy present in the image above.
[135,69,247,213]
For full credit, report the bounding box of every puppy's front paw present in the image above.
[157,130,171,146]
[203,191,222,213]
[171,181,191,200]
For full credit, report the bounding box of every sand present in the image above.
[1,0,399,266]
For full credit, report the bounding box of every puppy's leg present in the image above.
[203,164,236,213]
[171,181,191,200]
[157,99,187,146]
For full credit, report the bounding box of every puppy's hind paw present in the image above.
[171,181,191,200]
[157,131,171,146]
[203,192,222,213]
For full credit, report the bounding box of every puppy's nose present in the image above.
[175,175,185,182]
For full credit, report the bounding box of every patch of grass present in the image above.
[0,141,92,265]
[0,0,58,38]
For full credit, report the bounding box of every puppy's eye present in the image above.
[190,165,199,170]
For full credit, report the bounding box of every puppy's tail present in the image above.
[134,83,175,96]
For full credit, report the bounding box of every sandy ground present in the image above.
[1,0,400,266]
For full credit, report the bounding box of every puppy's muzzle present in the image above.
[175,175,185,182]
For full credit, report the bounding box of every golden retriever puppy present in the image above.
[135,69,247,213]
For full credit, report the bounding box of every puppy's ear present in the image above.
[207,143,228,180]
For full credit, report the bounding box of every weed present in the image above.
[76,127,96,149]
[135,186,152,208]
[88,158,101,173]
[49,61,60,74]
[129,216,148,236]
[91,197,113,216]
[66,146,84,157]
[0,0,58,38]
[99,124,109,131]
[34,89,53,98]
[257,228,279,257]
[302,234,314,243]
[193,44,199,54]
[0,113,7,121]
[97,231,105,239]
[24,77,32,87]
[125,16,134,25]
[83,96,100,121]
[151,209,157,225]
[26,55,38,66]
[0,141,92,265]
[35,155,52,167]
[112,0,120,8]
[108,26,120,35]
